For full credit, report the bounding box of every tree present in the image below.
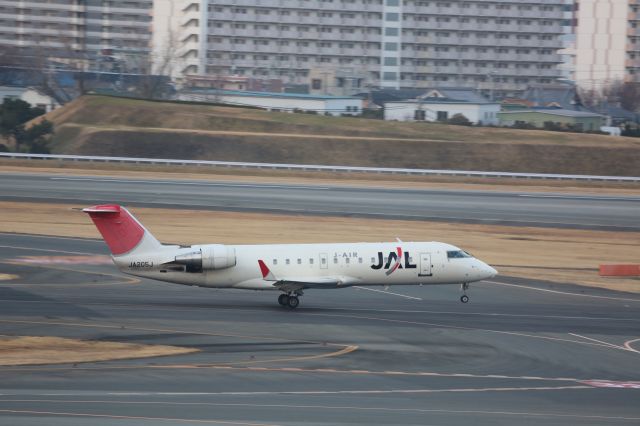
[0,98,53,153]
[578,80,640,112]
[447,113,472,126]
[14,120,54,153]
[620,83,640,112]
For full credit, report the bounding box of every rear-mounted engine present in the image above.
[172,245,236,273]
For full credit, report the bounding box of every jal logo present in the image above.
[371,247,417,276]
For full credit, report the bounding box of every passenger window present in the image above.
[321,258,326,264]
[286,259,290,265]
[345,258,350,264]
[371,257,375,263]
[333,258,338,264]
[358,257,363,263]
[297,258,301,264]
[310,258,314,264]
[273,259,278,265]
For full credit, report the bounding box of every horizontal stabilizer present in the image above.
[82,205,121,214]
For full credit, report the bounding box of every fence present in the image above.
[1,153,638,182]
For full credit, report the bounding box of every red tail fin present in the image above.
[83,205,146,255]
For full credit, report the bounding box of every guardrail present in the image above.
[1,152,639,182]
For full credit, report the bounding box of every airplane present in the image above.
[84,204,498,309]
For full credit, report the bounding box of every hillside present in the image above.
[38,95,640,176]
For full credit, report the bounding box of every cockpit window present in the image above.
[447,250,472,259]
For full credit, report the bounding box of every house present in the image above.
[383,88,500,125]
[178,89,363,116]
[0,86,60,112]
[183,75,283,93]
[520,83,583,110]
[497,108,606,131]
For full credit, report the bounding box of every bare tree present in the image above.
[578,79,640,112]
[130,12,181,100]
[620,83,640,112]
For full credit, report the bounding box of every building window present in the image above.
[385,13,399,21]
[437,111,449,121]
[414,110,426,120]
[312,79,322,90]
[384,42,398,51]
[383,72,398,81]
[384,57,397,66]
[385,27,399,36]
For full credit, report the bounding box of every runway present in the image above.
[1,172,639,230]
[0,233,639,425]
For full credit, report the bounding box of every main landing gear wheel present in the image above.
[287,296,300,309]
[460,294,469,303]
[278,294,289,306]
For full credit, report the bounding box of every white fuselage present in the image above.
[112,241,496,290]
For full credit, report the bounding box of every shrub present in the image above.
[447,113,472,126]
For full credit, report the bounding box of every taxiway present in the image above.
[0,233,638,425]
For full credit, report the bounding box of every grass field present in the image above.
[0,336,198,366]
[33,95,640,176]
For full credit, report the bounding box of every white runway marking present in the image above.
[0,409,275,425]
[0,403,637,423]
[50,177,329,191]
[568,333,633,353]
[623,338,640,354]
[0,232,101,243]
[353,286,422,300]
[569,333,635,352]
[0,245,89,255]
[518,194,639,201]
[298,311,632,351]
[0,385,591,398]
[484,280,640,302]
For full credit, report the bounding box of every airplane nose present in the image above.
[484,264,498,278]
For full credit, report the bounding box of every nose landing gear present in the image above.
[460,283,469,303]
[278,292,302,309]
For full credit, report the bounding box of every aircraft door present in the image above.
[319,253,328,269]
[419,253,432,277]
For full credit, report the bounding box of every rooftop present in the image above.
[181,89,360,101]
[498,109,605,118]
[370,87,497,105]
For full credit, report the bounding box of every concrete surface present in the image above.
[0,233,638,425]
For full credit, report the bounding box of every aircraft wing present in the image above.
[257,260,357,292]
[272,277,344,292]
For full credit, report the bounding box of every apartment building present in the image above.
[0,0,152,70]
[574,0,640,87]
[158,0,572,98]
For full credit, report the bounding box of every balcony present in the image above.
[626,58,640,68]
[180,9,200,27]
